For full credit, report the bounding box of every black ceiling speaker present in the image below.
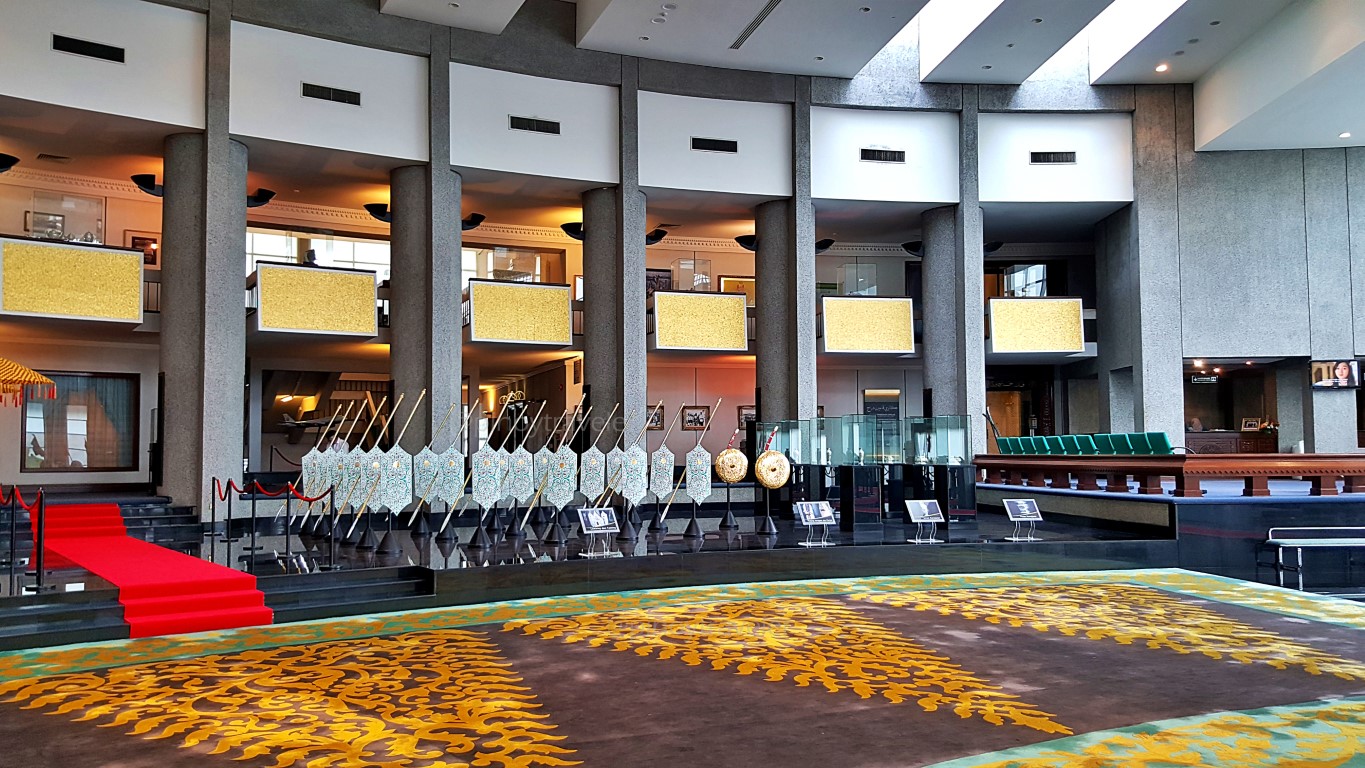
[363,203,392,223]
[131,173,164,197]
[560,222,584,241]
[735,234,758,251]
[901,241,922,256]
[815,238,835,254]
[645,228,668,245]
[984,241,1005,254]
[246,188,276,208]
[461,212,486,231]
[0,153,18,174]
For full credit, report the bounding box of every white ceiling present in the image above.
[379,0,529,35]
[981,201,1127,241]
[919,0,1117,85]
[575,0,931,78]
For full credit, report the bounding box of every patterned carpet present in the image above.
[0,569,1361,767]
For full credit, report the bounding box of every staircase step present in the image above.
[127,605,273,638]
[121,589,266,619]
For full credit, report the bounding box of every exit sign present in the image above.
[1190,375,1219,384]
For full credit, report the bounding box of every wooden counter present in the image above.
[1184,431,1277,454]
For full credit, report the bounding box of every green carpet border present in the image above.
[921,695,1365,767]
[1,568,1360,682]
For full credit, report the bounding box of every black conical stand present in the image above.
[683,501,703,539]
[616,502,638,541]
[755,490,778,535]
[435,502,459,545]
[718,484,739,530]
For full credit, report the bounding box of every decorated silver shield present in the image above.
[534,446,554,487]
[579,446,606,500]
[413,448,440,505]
[377,448,413,512]
[606,447,625,490]
[508,446,535,503]
[650,447,675,499]
[358,448,383,509]
[300,448,322,496]
[621,445,649,505]
[685,445,712,504]
[333,451,360,509]
[546,446,579,509]
[496,449,512,499]
[471,447,503,509]
[433,447,465,506]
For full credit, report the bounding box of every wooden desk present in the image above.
[976,454,1365,498]
[1185,431,1277,454]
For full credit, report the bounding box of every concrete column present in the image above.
[582,57,647,441]
[754,77,817,423]
[1303,148,1358,453]
[159,132,248,513]
[1276,365,1306,453]
[389,27,461,453]
[464,364,481,459]
[157,1,245,517]
[921,87,986,455]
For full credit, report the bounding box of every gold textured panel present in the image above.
[822,297,914,353]
[469,280,571,344]
[257,265,376,335]
[1,241,141,321]
[654,291,747,351]
[989,298,1084,353]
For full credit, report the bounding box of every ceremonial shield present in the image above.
[300,448,322,495]
[414,448,440,507]
[358,448,383,509]
[650,447,674,499]
[433,447,465,506]
[621,444,649,505]
[685,445,712,504]
[378,448,413,513]
[334,451,359,509]
[496,449,512,499]
[471,448,503,509]
[546,446,578,509]
[533,446,554,487]
[579,446,606,500]
[508,446,535,503]
[606,447,625,490]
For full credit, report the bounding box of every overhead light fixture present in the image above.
[1193,359,1204,367]
[246,188,276,208]
[1155,63,1169,73]
[131,173,164,197]
[461,212,486,231]
[1245,361,1253,365]
[280,372,302,403]
[735,235,757,251]
[900,241,923,256]
[364,202,393,222]
[0,153,18,174]
[560,222,585,241]
[815,238,835,254]
[646,228,668,245]
[984,241,1004,254]
[1213,367,1221,374]
[1340,132,1352,139]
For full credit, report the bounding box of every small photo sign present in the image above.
[1003,499,1043,522]
[577,507,620,534]
[905,500,946,523]
[793,501,837,526]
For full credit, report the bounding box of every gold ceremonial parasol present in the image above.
[0,357,54,406]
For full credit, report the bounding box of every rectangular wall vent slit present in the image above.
[301,83,362,106]
[691,137,739,154]
[509,116,562,135]
[1030,151,1077,164]
[861,148,906,163]
[51,35,125,64]
[730,0,785,49]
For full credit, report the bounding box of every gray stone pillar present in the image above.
[389,28,461,453]
[582,57,647,440]
[159,132,248,514]
[157,0,245,517]
[1302,148,1358,453]
[754,77,817,423]
[1276,365,1306,453]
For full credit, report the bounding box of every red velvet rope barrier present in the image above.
[213,478,251,502]
[212,478,331,504]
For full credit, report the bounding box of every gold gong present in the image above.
[715,448,748,484]
[754,450,791,489]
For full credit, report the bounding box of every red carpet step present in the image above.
[34,503,273,638]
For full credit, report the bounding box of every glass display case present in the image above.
[800,417,839,466]
[837,415,879,465]
[29,190,104,242]
[671,257,711,292]
[756,420,804,462]
[903,415,971,465]
[836,262,876,296]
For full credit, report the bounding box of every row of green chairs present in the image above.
[997,432,1177,456]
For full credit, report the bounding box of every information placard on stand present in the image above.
[793,501,836,547]
[905,500,945,543]
[1002,498,1042,542]
[577,507,621,557]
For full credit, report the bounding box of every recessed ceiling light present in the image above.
[1213,367,1222,373]
[1193,359,1204,367]
[1173,50,1185,56]
[448,2,459,7]
[1031,18,1042,24]
[1188,38,1200,44]
[1340,132,1352,139]
[814,56,824,61]
[1245,361,1253,365]
[859,6,871,12]
[1006,43,1014,48]
[1209,20,1221,26]
[662,3,677,9]
[639,36,649,41]
[1155,63,1170,73]
[981,65,992,69]
[651,15,666,23]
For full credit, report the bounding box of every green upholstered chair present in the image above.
[1060,435,1082,454]
[1017,436,1039,454]
[1110,433,1135,454]
[1093,433,1116,454]
[1127,432,1153,454]
[1145,431,1175,455]
[996,437,1017,454]
[1076,435,1099,454]
[1043,436,1066,455]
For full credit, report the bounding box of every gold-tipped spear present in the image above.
[347,390,431,536]
[405,401,480,526]
[592,401,664,508]
[656,397,723,527]
[428,396,531,534]
[316,395,389,525]
[472,398,548,528]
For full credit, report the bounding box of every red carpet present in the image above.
[35,504,273,638]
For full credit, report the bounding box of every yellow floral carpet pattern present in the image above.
[852,583,1365,681]
[504,596,1072,735]
[0,629,580,768]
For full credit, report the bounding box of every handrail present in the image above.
[2,485,46,594]
[269,446,304,471]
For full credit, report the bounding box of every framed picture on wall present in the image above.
[645,268,672,297]
[1240,417,1261,431]
[681,405,710,430]
[124,230,160,268]
[719,275,756,307]
[737,404,757,425]
[816,405,825,418]
[646,407,665,430]
[573,274,583,301]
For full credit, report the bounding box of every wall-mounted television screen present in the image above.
[1310,360,1360,389]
